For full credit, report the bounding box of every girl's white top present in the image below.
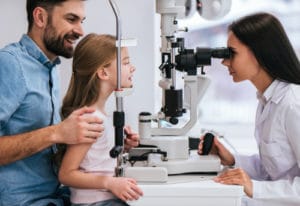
[70,110,117,204]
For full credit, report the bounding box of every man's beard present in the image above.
[43,23,79,59]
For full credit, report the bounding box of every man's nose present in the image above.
[73,24,84,37]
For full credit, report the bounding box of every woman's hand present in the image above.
[106,177,143,202]
[198,135,235,166]
[214,168,253,197]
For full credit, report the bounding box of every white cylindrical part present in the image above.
[199,0,232,20]
[139,112,152,139]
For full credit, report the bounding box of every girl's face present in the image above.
[109,47,136,88]
[222,31,262,83]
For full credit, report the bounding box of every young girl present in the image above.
[198,12,300,206]
[58,33,143,206]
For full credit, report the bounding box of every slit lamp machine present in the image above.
[109,0,232,182]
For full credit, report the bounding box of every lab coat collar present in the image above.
[255,79,288,126]
[256,79,288,106]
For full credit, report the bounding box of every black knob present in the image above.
[201,133,215,155]
[110,146,123,158]
[169,117,178,125]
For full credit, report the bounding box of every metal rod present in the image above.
[109,0,123,112]
[108,0,125,177]
[171,46,176,88]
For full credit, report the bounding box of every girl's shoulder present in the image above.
[93,110,107,119]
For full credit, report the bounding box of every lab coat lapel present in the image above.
[255,99,269,143]
[257,81,289,126]
[255,101,271,144]
[255,80,280,127]
[256,102,270,125]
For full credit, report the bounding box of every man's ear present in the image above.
[97,68,109,80]
[32,7,48,28]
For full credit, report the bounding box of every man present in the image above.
[0,1,139,205]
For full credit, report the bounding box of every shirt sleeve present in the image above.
[0,50,27,130]
[234,153,270,181]
[286,97,300,167]
[253,177,300,199]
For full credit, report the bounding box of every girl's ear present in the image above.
[96,68,109,80]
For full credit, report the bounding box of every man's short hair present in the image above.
[26,0,86,32]
[26,0,67,31]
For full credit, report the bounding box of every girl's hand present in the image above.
[124,126,140,152]
[214,168,253,197]
[106,177,143,202]
[198,135,235,166]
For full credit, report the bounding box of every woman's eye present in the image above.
[229,50,236,57]
[229,47,236,56]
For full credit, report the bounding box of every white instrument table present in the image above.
[129,175,244,206]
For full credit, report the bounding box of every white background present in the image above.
[0,0,158,131]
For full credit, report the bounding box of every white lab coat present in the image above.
[234,80,300,206]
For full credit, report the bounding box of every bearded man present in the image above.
[0,1,104,205]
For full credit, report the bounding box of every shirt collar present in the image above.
[20,34,61,69]
[256,79,288,105]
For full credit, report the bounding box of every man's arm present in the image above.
[0,107,103,166]
[0,126,56,165]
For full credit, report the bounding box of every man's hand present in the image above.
[52,106,104,144]
[124,126,139,152]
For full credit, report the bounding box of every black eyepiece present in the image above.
[211,47,231,59]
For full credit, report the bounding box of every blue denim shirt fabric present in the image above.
[0,34,64,206]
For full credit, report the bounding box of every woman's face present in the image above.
[222,31,262,83]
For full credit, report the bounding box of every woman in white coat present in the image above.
[198,12,300,206]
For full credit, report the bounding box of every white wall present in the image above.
[0,0,157,131]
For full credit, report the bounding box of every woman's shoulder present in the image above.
[279,83,300,110]
[289,84,300,99]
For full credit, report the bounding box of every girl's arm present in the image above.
[58,143,143,201]
[58,143,112,189]
[59,144,107,189]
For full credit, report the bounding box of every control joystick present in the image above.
[201,132,215,155]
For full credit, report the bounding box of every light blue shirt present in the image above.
[0,34,64,206]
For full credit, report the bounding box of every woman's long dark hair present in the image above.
[229,12,300,84]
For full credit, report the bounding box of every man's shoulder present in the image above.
[0,43,23,73]
[0,35,33,57]
[0,41,27,82]
[0,41,23,58]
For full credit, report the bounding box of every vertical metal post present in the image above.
[108,0,125,177]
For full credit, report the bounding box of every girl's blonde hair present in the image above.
[61,33,116,118]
